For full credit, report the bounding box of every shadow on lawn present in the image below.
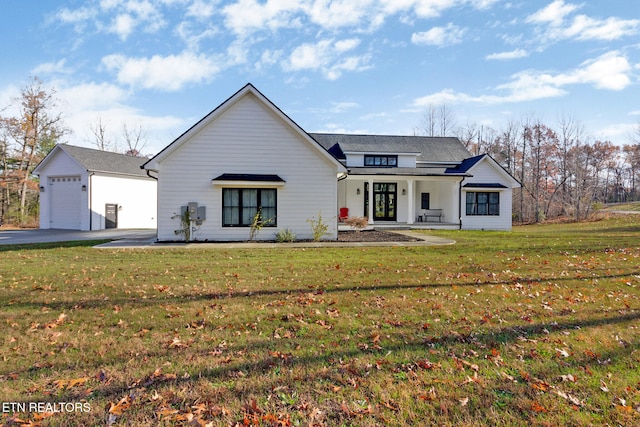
[6,271,638,312]
[7,309,639,408]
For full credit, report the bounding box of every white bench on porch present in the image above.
[418,209,443,222]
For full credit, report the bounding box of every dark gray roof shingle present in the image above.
[309,133,471,163]
[60,144,149,177]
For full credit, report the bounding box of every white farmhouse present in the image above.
[143,83,520,241]
[34,144,157,230]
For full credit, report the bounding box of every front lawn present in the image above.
[1,216,639,426]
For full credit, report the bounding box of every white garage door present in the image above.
[49,176,82,229]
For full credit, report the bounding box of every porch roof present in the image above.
[345,167,472,177]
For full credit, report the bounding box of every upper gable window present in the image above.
[364,155,398,167]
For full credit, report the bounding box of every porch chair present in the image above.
[339,207,349,222]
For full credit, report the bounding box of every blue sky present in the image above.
[1,0,638,154]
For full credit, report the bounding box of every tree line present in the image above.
[419,104,640,223]
[0,77,147,227]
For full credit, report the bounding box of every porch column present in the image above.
[367,179,374,224]
[407,179,414,225]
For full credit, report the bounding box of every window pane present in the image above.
[223,189,240,225]
[223,207,238,225]
[261,189,276,208]
[389,157,397,166]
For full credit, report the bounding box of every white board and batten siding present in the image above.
[461,157,515,231]
[155,92,341,241]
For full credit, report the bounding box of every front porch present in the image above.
[337,173,465,228]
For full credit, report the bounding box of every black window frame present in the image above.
[466,191,500,216]
[222,188,277,227]
[364,155,398,167]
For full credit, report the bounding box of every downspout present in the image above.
[89,172,94,230]
[458,177,464,230]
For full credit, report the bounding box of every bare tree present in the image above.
[89,117,116,152]
[421,104,456,137]
[122,122,147,157]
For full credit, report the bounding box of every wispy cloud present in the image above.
[413,51,633,107]
[411,23,466,47]
[486,48,528,61]
[31,59,73,76]
[526,0,640,43]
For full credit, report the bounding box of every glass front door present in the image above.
[367,183,396,221]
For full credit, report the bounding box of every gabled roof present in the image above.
[309,133,471,163]
[446,154,521,188]
[143,83,346,173]
[33,144,150,177]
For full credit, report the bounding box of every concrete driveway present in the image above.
[0,228,157,245]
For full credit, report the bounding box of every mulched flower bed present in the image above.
[337,230,419,242]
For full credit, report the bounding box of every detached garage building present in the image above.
[33,144,157,230]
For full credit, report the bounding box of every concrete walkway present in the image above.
[95,229,455,249]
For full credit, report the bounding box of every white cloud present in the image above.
[556,51,632,91]
[307,0,375,29]
[175,21,218,49]
[51,80,184,152]
[526,0,640,43]
[57,5,98,24]
[283,38,371,80]
[31,59,73,76]
[564,15,640,41]
[411,23,466,46]
[222,0,303,36]
[330,102,360,113]
[101,51,222,91]
[526,0,578,26]
[57,0,165,40]
[380,0,460,19]
[110,13,136,40]
[412,51,632,107]
[186,0,218,19]
[486,48,528,61]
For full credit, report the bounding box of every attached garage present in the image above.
[33,144,157,231]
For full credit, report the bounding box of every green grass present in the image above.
[1,216,639,426]
[604,202,640,212]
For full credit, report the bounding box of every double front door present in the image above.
[364,182,396,221]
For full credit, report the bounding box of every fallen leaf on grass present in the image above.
[531,402,548,413]
[418,387,437,401]
[553,389,583,407]
[44,313,67,329]
[167,336,190,349]
[52,377,89,390]
[108,395,132,415]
